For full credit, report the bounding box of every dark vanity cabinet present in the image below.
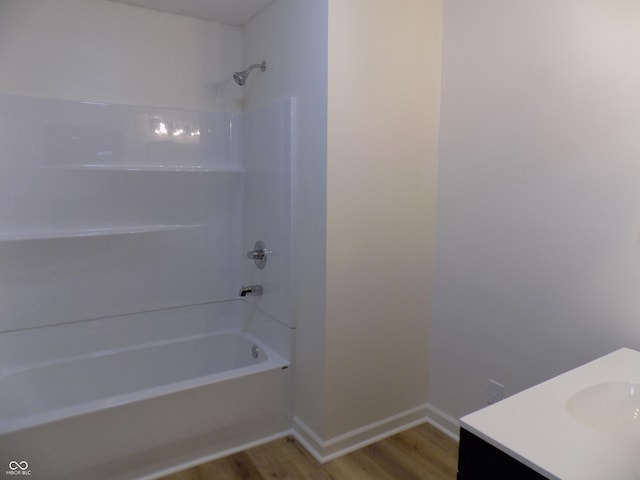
[457,428,549,480]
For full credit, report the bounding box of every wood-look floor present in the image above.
[161,422,459,480]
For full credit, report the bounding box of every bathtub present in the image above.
[0,300,292,480]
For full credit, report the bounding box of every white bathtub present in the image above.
[0,301,292,480]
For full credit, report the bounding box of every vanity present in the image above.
[457,348,640,479]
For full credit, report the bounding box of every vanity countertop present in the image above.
[460,347,640,480]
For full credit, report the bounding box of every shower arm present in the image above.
[245,61,267,74]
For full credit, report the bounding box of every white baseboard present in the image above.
[143,404,460,476]
[423,403,460,441]
[292,403,459,463]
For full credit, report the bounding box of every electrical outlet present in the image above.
[487,379,504,405]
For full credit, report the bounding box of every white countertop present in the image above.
[460,348,640,480]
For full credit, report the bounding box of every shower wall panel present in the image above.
[241,98,295,328]
[0,94,243,333]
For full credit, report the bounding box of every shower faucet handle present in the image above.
[246,240,272,269]
[246,241,272,259]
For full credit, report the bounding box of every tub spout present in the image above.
[239,285,263,297]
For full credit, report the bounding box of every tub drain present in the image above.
[251,344,260,359]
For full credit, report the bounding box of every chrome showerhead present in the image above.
[233,61,267,86]
[232,71,246,86]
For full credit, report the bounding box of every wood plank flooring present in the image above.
[161,422,459,480]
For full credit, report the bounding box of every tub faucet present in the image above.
[239,285,263,297]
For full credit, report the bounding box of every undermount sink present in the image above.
[462,350,640,479]
[566,381,640,446]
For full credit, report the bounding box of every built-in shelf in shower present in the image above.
[47,165,245,173]
[0,224,202,242]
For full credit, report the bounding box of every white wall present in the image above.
[0,0,242,111]
[325,0,441,441]
[431,0,640,423]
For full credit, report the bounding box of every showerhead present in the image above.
[233,61,267,86]
[232,71,247,86]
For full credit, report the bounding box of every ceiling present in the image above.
[108,0,274,26]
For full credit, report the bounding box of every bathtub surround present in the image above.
[0,1,296,472]
[241,98,295,328]
[0,95,243,332]
[0,94,241,322]
[0,1,299,476]
[0,88,296,477]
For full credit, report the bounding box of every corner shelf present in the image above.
[0,224,202,242]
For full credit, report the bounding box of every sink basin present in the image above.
[566,381,640,445]
[567,381,640,478]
